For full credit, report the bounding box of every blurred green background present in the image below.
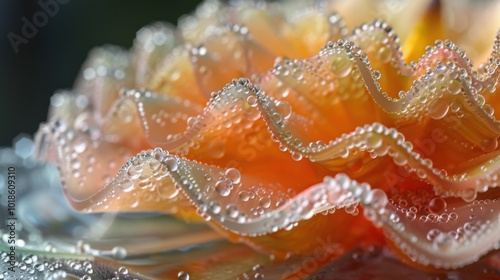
[0,0,202,147]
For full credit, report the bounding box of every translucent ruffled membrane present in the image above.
[21,0,500,278]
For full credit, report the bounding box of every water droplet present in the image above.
[253,264,264,272]
[339,148,349,158]
[378,47,391,63]
[71,159,81,170]
[118,267,129,275]
[226,204,239,218]
[209,201,221,214]
[239,191,250,201]
[345,204,357,214]
[363,208,377,222]
[225,168,241,184]
[149,158,161,171]
[476,95,486,107]
[246,95,258,107]
[365,133,383,149]
[276,101,292,120]
[119,178,134,192]
[483,104,495,116]
[165,158,178,171]
[428,197,447,214]
[254,272,264,279]
[291,152,303,161]
[112,246,127,259]
[215,180,231,196]
[22,254,35,264]
[390,212,400,223]
[428,99,449,120]
[204,174,212,182]
[406,211,416,221]
[271,112,282,123]
[260,197,271,208]
[364,189,388,210]
[34,262,45,272]
[178,271,190,280]
[426,228,441,241]
[187,116,197,128]
[462,189,477,202]
[73,140,88,154]
[127,166,141,179]
[393,153,407,166]
[481,138,498,152]
[448,212,458,221]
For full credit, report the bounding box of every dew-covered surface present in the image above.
[0,250,156,280]
[306,246,500,280]
[3,0,500,278]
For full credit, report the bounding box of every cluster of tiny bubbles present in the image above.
[211,167,281,226]
[382,191,500,268]
[405,66,461,121]
[278,37,364,109]
[75,240,129,260]
[89,147,182,211]
[40,119,110,192]
[236,263,265,280]
[191,173,381,236]
[190,80,268,160]
[247,184,290,222]
[350,20,403,68]
[344,202,360,216]
[212,168,241,197]
[325,38,392,99]
[255,93,310,163]
[374,196,468,269]
[388,186,460,225]
[272,115,420,169]
[419,209,459,226]
[361,189,389,228]
[432,219,491,256]
[0,251,142,279]
[336,29,496,130]
[436,39,499,94]
[63,259,139,280]
[302,123,427,176]
[235,182,290,224]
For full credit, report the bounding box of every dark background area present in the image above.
[0,0,202,147]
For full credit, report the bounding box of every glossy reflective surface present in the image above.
[3,0,500,278]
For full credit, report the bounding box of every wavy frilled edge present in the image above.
[37,78,500,269]
[44,23,500,196]
[35,14,500,271]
